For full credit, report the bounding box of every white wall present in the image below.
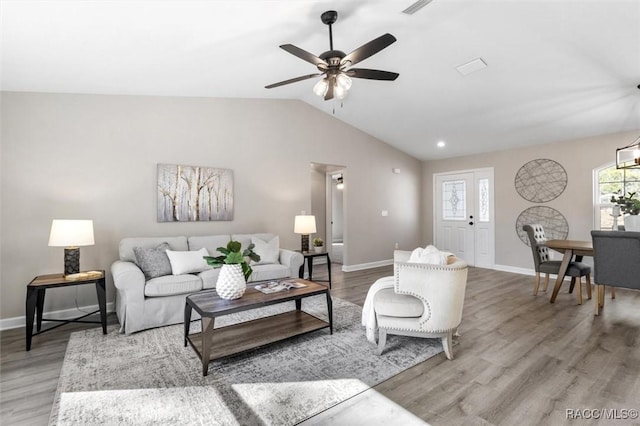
[422,130,640,270]
[0,92,422,320]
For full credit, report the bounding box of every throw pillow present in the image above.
[408,245,453,265]
[250,235,280,265]
[133,242,173,280]
[166,248,212,275]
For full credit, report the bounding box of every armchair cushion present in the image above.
[373,288,424,318]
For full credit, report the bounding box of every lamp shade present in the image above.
[48,220,95,247]
[294,215,317,234]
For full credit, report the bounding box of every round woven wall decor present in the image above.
[516,206,569,246]
[514,159,567,203]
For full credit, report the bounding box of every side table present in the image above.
[25,271,107,351]
[298,251,332,289]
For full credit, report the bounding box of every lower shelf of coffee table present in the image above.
[187,310,330,362]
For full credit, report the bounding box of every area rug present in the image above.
[50,295,442,425]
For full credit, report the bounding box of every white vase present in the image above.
[314,246,323,253]
[624,215,640,232]
[216,264,246,300]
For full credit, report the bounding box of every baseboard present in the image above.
[342,259,393,272]
[491,264,536,276]
[0,302,115,331]
[338,259,535,276]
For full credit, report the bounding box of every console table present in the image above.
[298,251,332,289]
[25,271,107,351]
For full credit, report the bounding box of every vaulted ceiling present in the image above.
[2,0,639,160]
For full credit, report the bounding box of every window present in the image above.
[594,164,640,229]
[442,180,466,220]
[478,178,490,222]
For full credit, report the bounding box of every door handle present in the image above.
[469,221,474,225]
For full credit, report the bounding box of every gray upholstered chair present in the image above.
[523,224,592,303]
[591,230,640,315]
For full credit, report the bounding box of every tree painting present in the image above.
[157,164,233,222]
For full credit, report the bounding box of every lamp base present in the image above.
[301,234,310,252]
[64,248,80,275]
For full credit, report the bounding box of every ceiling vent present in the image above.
[402,0,433,15]
[455,58,488,76]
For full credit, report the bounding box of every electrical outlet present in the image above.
[395,243,399,249]
[381,210,388,217]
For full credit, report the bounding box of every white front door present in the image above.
[435,169,494,267]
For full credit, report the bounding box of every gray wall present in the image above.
[422,130,639,270]
[0,92,422,320]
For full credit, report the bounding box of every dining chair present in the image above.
[523,224,592,303]
[591,230,640,315]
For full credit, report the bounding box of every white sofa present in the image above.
[111,233,303,334]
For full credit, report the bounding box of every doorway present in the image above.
[434,168,494,267]
[309,163,346,265]
[328,171,345,264]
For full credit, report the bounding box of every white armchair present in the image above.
[372,250,468,359]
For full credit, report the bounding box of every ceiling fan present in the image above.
[265,10,399,101]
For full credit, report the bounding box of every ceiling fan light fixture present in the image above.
[334,84,348,100]
[313,78,329,97]
[336,73,352,91]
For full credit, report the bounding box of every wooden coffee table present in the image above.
[184,279,332,376]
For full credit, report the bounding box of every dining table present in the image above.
[543,239,593,303]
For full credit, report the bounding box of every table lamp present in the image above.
[294,215,316,252]
[48,220,95,275]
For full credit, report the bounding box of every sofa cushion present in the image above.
[249,263,291,282]
[133,242,172,279]
[166,248,212,275]
[232,233,277,254]
[144,274,203,297]
[251,235,280,265]
[199,268,221,289]
[119,236,188,263]
[373,288,424,318]
[188,235,231,258]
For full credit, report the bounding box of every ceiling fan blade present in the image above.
[265,73,323,89]
[341,33,397,67]
[280,44,327,67]
[346,68,399,81]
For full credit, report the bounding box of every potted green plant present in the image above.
[204,241,260,299]
[611,191,640,231]
[312,237,324,253]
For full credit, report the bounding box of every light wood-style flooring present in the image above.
[2,265,639,425]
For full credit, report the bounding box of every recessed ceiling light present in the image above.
[437,141,446,148]
[456,58,487,76]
